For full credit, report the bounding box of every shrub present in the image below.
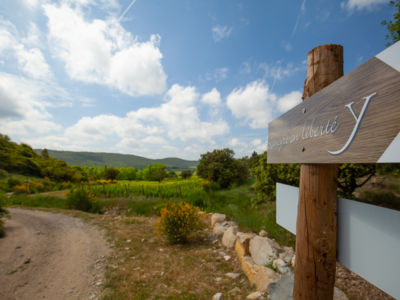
[13,184,29,194]
[187,190,208,209]
[155,202,204,244]
[8,177,22,189]
[66,189,100,213]
[0,193,9,237]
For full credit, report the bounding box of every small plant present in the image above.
[66,188,101,213]
[155,202,204,244]
[0,193,9,237]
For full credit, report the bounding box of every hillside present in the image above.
[35,149,198,170]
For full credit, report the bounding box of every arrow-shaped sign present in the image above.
[268,41,400,163]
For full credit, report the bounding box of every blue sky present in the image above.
[0,0,395,159]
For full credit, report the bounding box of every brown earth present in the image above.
[0,208,110,300]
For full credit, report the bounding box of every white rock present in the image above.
[279,251,294,265]
[246,291,264,299]
[222,226,238,248]
[212,292,223,300]
[211,213,226,227]
[236,232,256,243]
[249,236,278,266]
[213,223,228,237]
[272,258,291,274]
[225,272,241,279]
[291,255,295,267]
[229,287,241,294]
[223,255,231,261]
[259,230,268,237]
[334,287,349,300]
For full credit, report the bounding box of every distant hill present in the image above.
[35,149,198,170]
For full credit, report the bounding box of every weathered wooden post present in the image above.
[293,44,343,300]
[268,41,400,299]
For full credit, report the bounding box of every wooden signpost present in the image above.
[267,41,400,300]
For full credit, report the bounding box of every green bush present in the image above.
[155,202,204,244]
[7,177,22,189]
[66,189,100,213]
[0,193,9,237]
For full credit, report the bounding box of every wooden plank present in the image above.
[268,52,400,163]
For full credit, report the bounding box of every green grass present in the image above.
[4,194,69,209]
[205,183,296,248]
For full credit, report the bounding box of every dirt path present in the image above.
[0,208,110,300]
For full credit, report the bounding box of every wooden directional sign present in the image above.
[268,41,400,163]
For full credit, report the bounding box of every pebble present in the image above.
[212,292,223,300]
[223,255,231,261]
[246,291,264,299]
[225,272,240,279]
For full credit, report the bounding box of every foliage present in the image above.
[197,148,249,188]
[382,0,400,45]
[4,193,68,209]
[0,193,9,237]
[66,189,102,213]
[251,152,300,203]
[0,134,87,183]
[181,170,193,179]
[88,178,203,199]
[104,167,120,181]
[337,163,376,198]
[359,190,400,210]
[155,202,204,244]
[252,152,378,202]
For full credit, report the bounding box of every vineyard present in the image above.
[86,178,204,199]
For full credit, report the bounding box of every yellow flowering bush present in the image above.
[156,202,204,244]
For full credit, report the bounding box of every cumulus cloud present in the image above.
[0,72,64,136]
[43,3,167,96]
[277,91,302,112]
[201,88,222,107]
[341,0,388,11]
[212,25,232,42]
[226,80,301,128]
[228,137,267,157]
[227,80,276,129]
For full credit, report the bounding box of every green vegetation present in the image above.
[0,134,87,184]
[382,0,400,45]
[197,148,248,188]
[36,149,198,169]
[0,194,9,237]
[156,202,204,244]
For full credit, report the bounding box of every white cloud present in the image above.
[292,0,306,36]
[15,46,52,79]
[0,20,52,80]
[277,91,302,112]
[0,72,64,136]
[341,0,388,11]
[281,41,292,52]
[205,67,229,82]
[43,3,167,96]
[227,80,302,128]
[201,88,222,107]
[212,25,232,42]
[228,137,267,157]
[227,80,276,129]
[260,61,305,81]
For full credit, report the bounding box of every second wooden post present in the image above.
[293,44,343,300]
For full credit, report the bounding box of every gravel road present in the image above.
[0,208,110,300]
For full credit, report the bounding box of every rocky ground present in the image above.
[0,208,110,300]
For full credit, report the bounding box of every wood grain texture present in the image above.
[293,164,338,300]
[268,57,400,163]
[293,44,341,300]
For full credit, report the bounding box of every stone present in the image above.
[235,232,255,257]
[239,256,279,291]
[249,236,278,266]
[211,213,226,227]
[272,258,291,274]
[223,255,231,261]
[259,230,269,237]
[268,273,294,300]
[213,223,228,237]
[279,251,294,265]
[334,287,349,300]
[229,287,241,294]
[225,272,241,279]
[246,291,264,299]
[222,226,238,248]
[212,292,223,300]
[290,255,295,267]
[268,274,348,300]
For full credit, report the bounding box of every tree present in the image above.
[181,170,193,179]
[41,149,50,159]
[197,148,248,188]
[337,163,376,198]
[382,0,400,45]
[104,167,120,181]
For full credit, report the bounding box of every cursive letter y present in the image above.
[328,92,377,155]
